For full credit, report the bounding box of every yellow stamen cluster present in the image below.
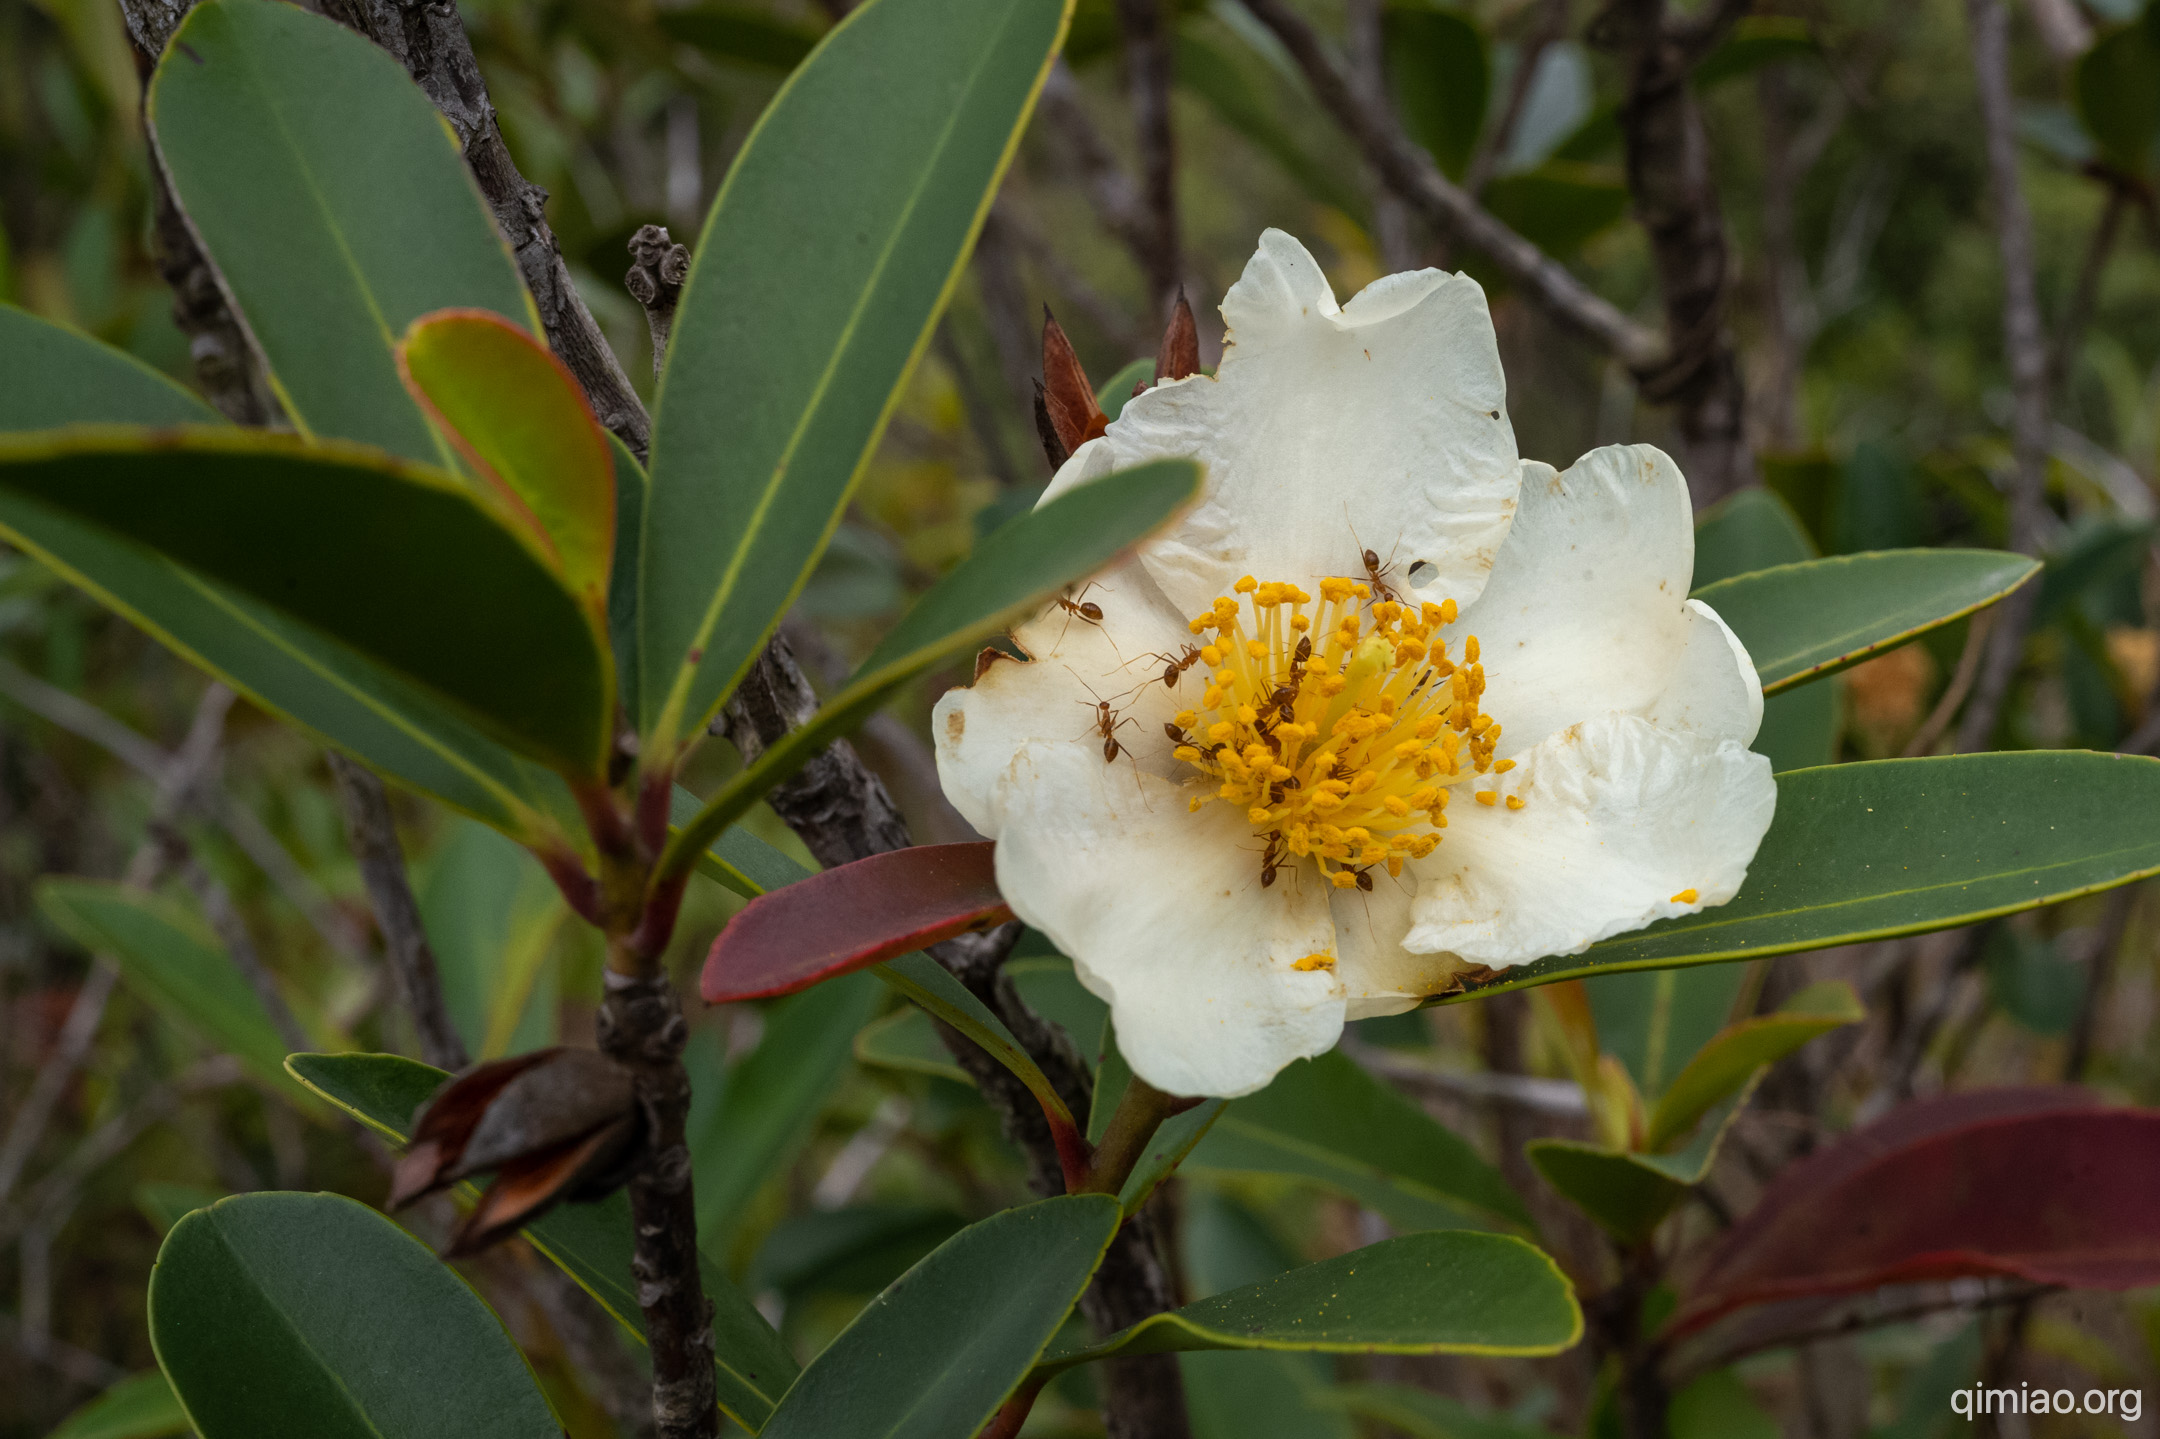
[1171,574,1515,889]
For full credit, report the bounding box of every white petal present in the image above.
[932,557,1194,838]
[990,743,1344,1098]
[1328,868,1466,1018]
[1404,713,1776,967]
[1457,446,1762,755]
[1072,229,1519,620]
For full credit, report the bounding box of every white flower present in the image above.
[934,231,1777,1099]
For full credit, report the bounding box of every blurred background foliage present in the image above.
[7,0,2160,1434]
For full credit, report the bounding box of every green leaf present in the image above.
[1184,1353,1355,1439]
[46,1371,191,1439]
[1693,15,1817,89]
[1692,486,1814,588]
[639,0,1074,756]
[2074,21,2160,175]
[0,306,575,848]
[756,1195,1122,1439]
[148,0,536,464]
[1584,963,1750,1100]
[150,1193,557,1438]
[1525,1080,1757,1243]
[1097,358,1156,422]
[0,429,612,778]
[659,458,1200,877]
[1188,1050,1530,1230]
[656,4,825,70]
[1178,29,1367,218]
[284,1051,799,1431]
[1481,162,1629,256]
[1384,2,1488,181]
[1693,549,2038,696]
[1644,981,1862,1150]
[416,819,566,1060]
[37,879,303,1100]
[1037,1231,1580,1374]
[1669,1370,1779,1439]
[396,310,616,623]
[1324,1383,1555,1439]
[689,970,884,1246]
[135,1181,226,1236]
[1437,751,2160,1000]
[750,1204,966,1299]
[0,305,218,430]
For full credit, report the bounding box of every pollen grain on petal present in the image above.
[1292,952,1337,972]
[1670,888,1699,904]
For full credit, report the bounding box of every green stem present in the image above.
[1080,1074,1188,1197]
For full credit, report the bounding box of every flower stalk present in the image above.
[1079,1074,1193,1197]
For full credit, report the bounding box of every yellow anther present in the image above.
[1292,613,1312,631]
[1293,952,1337,971]
[1440,598,1458,623]
[1236,705,1259,725]
[1382,796,1411,817]
[1505,796,1525,811]
[1248,807,1274,824]
[1246,640,1268,660]
[1188,616,1210,634]
[1200,645,1222,666]
[1189,797,1204,811]
[1465,635,1480,663]
[1492,758,1516,773]
[1203,686,1224,708]
[1474,792,1498,806]
[1671,888,1699,904]
[1214,596,1239,617]
[1235,575,1258,593]
[1173,746,1202,763]
[1327,869,1358,889]
[1208,722,1234,743]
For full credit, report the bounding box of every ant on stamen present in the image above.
[1140,644,1204,691]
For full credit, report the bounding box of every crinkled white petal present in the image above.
[1403,713,1776,967]
[1328,870,1464,1019]
[932,555,1192,837]
[989,743,1344,1098]
[1455,446,1762,756]
[1051,229,1518,621]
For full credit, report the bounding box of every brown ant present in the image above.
[1071,675,1137,765]
[1142,644,1204,691]
[1053,582,1109,649]
[1347,516,1406,606]
[1259,830,1287,888]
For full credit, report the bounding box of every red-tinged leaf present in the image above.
[1041,308,1109,457]
[447,1113,640,1257]
[702,842,1013,1003]
[389,1049,554,1207]
[1156,288,1200,382]
[1670,1088,2160,1338]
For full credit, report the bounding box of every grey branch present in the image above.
[1237,0,1664,370]
[327,754,470,1073]
[1954,0,2053,753]
[1114,0,1182,309]
[626,224,692,382]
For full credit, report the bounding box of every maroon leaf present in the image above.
[1670,1087,2160,1338]
[1155,287,1200,382]
[388,1047,635,1213]
[387,1049,554,1207]
[701,842,1013,1003]
[1040,307,1108,458]
[446,1112,641,1257]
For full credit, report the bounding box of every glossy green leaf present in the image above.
[45,1371,190,1439]
[659,458,1199,877]
[417,819,566,1060]
[1644,981,1862,1150]
[0,429,612,778]
[1185,1353,1354,1439]
[757,1196,1122,1439]
[0,306,575,847]
[284,1051,798,1430]
[1584,963,1750,1100]
[1482,162,1629,256]
[0,305,218,430]
[1178,30,1366,218]
[1038,1231,1580,1375]
[1692,486,1814,587]
[1188,1050,1529,1230]
[148,0,536,464]
[151,1193,556,1438]
[1693,549,2037,696]
[2073,21,2160,175]
[689,971,883,1245]
[1384,3,1488,180]
[639,0,1074,756]
[37,880,303,1099]
[396,310,616,621]
[750,1204,966,1299]
[1438,752,2160,1000]
[1324,1383,1554,1439]
[656,3,824,69]
[1526,1081,1757,1243]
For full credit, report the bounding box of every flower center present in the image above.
[1170,575,1516,891]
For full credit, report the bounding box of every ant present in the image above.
[1347,516,1406,606]
[1141,644,1204,691]
[1071,675,1138,765]
[1259,830,1287,888]
[1053,582,1109,649]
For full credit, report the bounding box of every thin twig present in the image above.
[1954,0,2055,754]
[1237,0,1665,369]
[1038,61,1171,280]
[1344,0,1418,271]
[1902,608,1996,756]
[1463,0,1568,197]
[1114,0,1181,308]
[327,754,469,1073]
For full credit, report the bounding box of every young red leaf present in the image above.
[1040,307,1109,459]
[1669,1087,2160,1338]
[1155,287,1200,382]
[701,842,1013,1003]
